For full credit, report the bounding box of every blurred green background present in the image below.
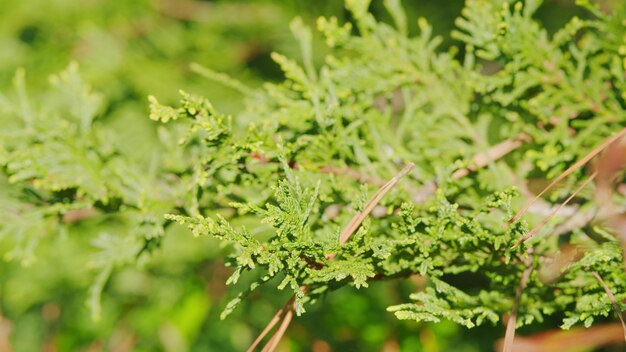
[0,1,597,351]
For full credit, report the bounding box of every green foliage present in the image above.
[151,0,626,338]
[3,0,626,350]
[0,63,190,320]
[0,1,360,350]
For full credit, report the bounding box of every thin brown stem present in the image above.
[63,208,97,223]
[339,162,415,245]
[502,251,534,352]
[246,296,295,352]
[0,310,12,352]
[261,307,294,352]
[591,271,626,343]
[509,127,626,224]
[452,133,530,179]
[412,134,529,203]
[512,171,597,248]
[495,323,625,351]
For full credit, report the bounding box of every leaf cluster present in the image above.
[152,0,626,333]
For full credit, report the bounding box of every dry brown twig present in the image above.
[512,171,598,248]
[247,163,415,352]
[591,271,626,343]
[452,133,530,179]
[260,308,294,352]
[338,163,415,246]
[0,311,12,352]
[412,134,531,203]
[502,249,534,352]
[495,323,625,352]
[509,127,626,225]
[63,207,97,223]
[246,296,297,352]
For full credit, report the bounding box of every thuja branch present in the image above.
[153,0,626,349]
[249,163,415,352]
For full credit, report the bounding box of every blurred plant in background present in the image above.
[0,0,618,351]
